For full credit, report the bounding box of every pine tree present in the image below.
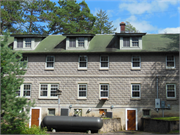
[1,33,34,134]
[94,9,117,34]
[125,21,139,33]
[0,0,24,34]
[48,0,96,34]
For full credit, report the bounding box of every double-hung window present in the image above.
[78,55,87,69]
[166,56,175,69]
[100,84,109,99]
[131,84,141,98]
[123,37,130,47]
[132,37,139,47]
[166,84,176,98]
[100,56,109,69]
[17,38,23,48]
[23,84,31,97]
[40,84,58,98]
[78,84,87,99]
[132,56,141,69]
[69,38,76,47]
[78,37,84,47]
[25,38,31,48]
[16,87,21,96]
[46,56,55,69]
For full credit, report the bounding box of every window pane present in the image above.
[80,62,86,67]
[23,84,31,97]
[132,37,139,47]
[40,85,47,96]
[167,92,175,97]
[101,62,108,67]
[101,56,108,62]
[143,110,150,116]
[17,38,23,48]
[167,56,174,61]
[78,37,84,47]
[79,84,86,97]
[47,56,54,62]
[101,91,108,97]
[49,109,55,116]
[51,84,58,96]
[123,38,130,47]
[47,62,54,67]
[133,62,140,67]
[70,38,76,47]
[25,38,31,47]
[167,62,174,67]
[40,91,47,96]
[16,87,20,96]
[132,85,139,90]
[132,92,139,97]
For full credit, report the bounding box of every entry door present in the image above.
[127,110,136,130]
[31,109,40,127]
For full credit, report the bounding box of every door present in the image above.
[31,109,39,127]
[127,110,136,130]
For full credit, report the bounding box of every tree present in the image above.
[47,0,96,34]
[1,33,34,134]
[125,21,139,33]
[0,0,24,34]
[94,9,117,34]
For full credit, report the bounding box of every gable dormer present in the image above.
[115,22,146,50]
[11,34,46,50]
[63,34,94,50]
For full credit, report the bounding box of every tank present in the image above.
[42,116,103,132]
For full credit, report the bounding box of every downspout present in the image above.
[156,75,158,112]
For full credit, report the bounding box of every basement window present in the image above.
[143,109,150,116]
[48,109,55,116]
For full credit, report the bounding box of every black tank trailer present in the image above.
[42,116,103,133]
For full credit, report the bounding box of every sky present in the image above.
[54,0,180,34]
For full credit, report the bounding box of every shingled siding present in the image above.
[25,54,179,76]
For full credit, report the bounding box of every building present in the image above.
[9,22,179,130]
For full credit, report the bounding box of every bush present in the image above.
[20,125,49,135]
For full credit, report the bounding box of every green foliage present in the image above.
[1,0,24,34]
[20,125,49,134]
[152,117,179,121]
[48,0,96,34]
[125,21,139,33]
[94,9,117,34]
[1,33,35,134]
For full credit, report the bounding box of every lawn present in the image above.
[152,117,179,121]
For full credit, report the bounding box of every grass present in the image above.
[101,118,111,119]
[168,130,179,134]
[152,117,179,121]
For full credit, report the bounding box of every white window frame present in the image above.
[69,38,76,47]
[132,37,139,47]
[78,55,88,70]
[45,56,55,69]
[48,108,56,116]
[100,56,109,69]
[131,56,141,69]
[78,37,84,47]
[99,84,109,99]
[131,84,141,98]
[78,84,87,99]
[166,84,176,99]
[39,84,59,98]
[166,56,175,69]
[120,37,142,50]
[23,84,31,98]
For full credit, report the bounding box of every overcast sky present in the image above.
[52,0,180,34]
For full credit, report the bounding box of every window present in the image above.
[40,84,59,98]
[78,37,84,47]
[23,84,31,97]
[123,37,130,47]
[100,56,109,69]
[79,55,87,69]
[100,84,109,98]
[17,38,23,48]
[166,56,175,68]
[166,84,176,98]
[99,109,107,116]
[131,84,141,98]
[48,109,55,116]
[132,37,139,47]
[132,56,141,69]
[46,56,55,69]
[78,84,87,98]
[69,38,76,47]
[25,38,31,48]
[21,56,28,68]
[143,110,150,116]
[16,87,21,96]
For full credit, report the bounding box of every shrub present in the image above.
[20,124,49,135]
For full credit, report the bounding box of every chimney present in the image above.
[120,22,126,33]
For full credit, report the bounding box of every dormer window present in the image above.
[25,38,31,48]
[69,38,76,47]
[78,37,84,47]
[123,37,130,47]
[132,37,139,47]
[17,38,23,48]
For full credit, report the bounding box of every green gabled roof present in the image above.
[12,34,179,53]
